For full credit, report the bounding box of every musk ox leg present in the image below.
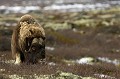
[14,52,25,64]
[15,53,21,64]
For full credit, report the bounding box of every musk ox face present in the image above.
[25,37,45,64]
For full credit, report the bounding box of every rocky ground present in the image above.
[0,6,120,79]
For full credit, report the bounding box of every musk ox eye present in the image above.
[42,37,45,40]
[32,47,36,51]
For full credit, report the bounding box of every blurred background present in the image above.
[0,0,120,78]
[0,0,119,51]
[0,0,120,13]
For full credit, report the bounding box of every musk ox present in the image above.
[11,14,45,64]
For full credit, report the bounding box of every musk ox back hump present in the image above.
[18,14,45,53]
[20,14,35,24]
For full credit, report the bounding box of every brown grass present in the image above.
[1,25,120,78]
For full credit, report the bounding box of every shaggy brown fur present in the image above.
[11,14,45,64]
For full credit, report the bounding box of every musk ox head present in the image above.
[25,37,45,64]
